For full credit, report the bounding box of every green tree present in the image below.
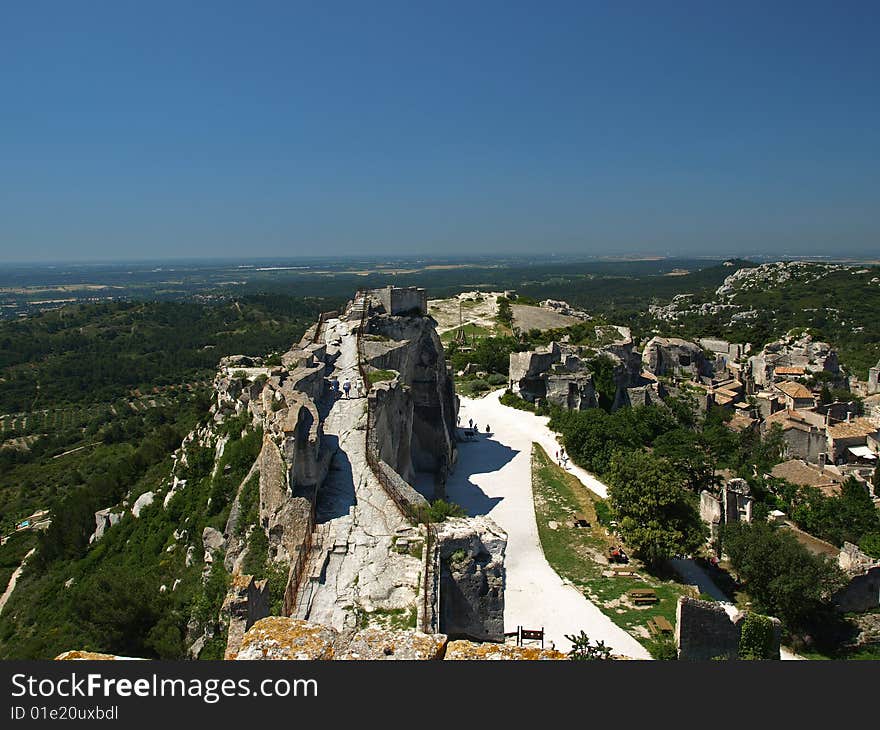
[565,631,612,660]
[721,521,845,630]
[738,613,777,660]
[496,297,513,327]
[606,450,706,566]
[653,428,716,493]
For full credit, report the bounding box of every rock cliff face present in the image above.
[641,336,712,380]
[436,517,506,642]
[509,327,654,411]
[87,287,508,660]
[362,305,458,487]
[222,574,270,659]
[747,332,840,389]
[510,343,598,411]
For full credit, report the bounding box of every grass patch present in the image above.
[531,443,694,651]
[368,368,398,384]
[440,323,493,344]
[356,606,417,631]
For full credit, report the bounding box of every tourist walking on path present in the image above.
[330,377,339,399]
[343,378,351,399]
[356,378,364,397]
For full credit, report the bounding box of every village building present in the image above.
[769,459,845,497]
[827,417,880,465]
[762,409,827,463]
[772,380,817,410]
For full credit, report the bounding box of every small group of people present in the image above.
[555,448,568,468]
[330,375,364,399]
[457,415,490,435]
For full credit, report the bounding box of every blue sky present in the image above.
[1,1,878,262]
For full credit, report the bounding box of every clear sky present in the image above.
[1,1,878,262]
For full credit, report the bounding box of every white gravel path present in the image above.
[451,389,651,658]
[0,548,35,616]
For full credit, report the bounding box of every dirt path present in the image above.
[0,548,35,615]
[452,389,651,658]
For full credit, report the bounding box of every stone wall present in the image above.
[373,286,428,316]
[868,362,880,395]
[835,543,880,612]
[675,597,740,660]
[700,490,722,542]
[834,567,880,613]
[436,516,506,642]
[675,597,782,660]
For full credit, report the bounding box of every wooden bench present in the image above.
[628,588,658,605]
[648,616,674,635]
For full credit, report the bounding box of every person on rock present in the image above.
[342,378,351,399]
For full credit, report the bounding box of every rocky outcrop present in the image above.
[222,575,270,659]
[337,627,447,660]
[443,640,566,660]
[509,331,647,411]
[510,342,597,410]
[437,516,506,642]
[233,617,567,660]
[59,618,577,661]
[641,336,711,380]
[747,332,840,389]
[202,526,226,554]
[131,491,155,518]
[89,508,122,544]
[236,617,338,660]
[363,306,458,482]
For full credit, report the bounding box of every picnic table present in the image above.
[648,616,674,635]
[628,588,658,605]
[611,565,638,576]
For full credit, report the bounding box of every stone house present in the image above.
[773,380,816,410]
[762,409,827,463]
[769,459,844,497]
[827,417,880,464]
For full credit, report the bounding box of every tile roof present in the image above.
[774,366,806,376]
[775,380,814,399]
[827,417,880,440]
[770,460,843,494]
